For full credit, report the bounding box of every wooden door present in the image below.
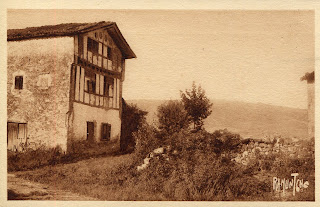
[17,123,27,151]
[87,122,94,142]
[7,123,18,151]
[7,123,27,151]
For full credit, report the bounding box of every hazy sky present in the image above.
[7,9,314,109]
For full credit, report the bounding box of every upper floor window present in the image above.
[84,69,96,94]
[103,76,114,97]
[15,76,23,90]
[107,46,112,60]
[87,37,99,54]
[87,80,96,94]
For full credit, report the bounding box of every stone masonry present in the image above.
[7,37,74,151]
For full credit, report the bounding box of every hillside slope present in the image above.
[127,99,308,139]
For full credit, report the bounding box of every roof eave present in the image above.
[104,23,136,59]
[7,21,137,59]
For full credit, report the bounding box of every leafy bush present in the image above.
[131,126,268,200]
[211,129,242,155]
[120,99,148,152]
[157,100,189,135]
[133,123,162,159]
[180,82,213,130]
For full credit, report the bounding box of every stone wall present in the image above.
[231,138,314,166]
[7,37,74,151]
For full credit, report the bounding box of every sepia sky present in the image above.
[7,9,315,109]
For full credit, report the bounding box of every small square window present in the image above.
[15,76,23,90]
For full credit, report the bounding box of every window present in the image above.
[86,80,96,93]
[101,123,111,141]
[85,69,96,94]
[87,37,99,54]
[107,46,112,60]
[103,76,114,97]
[15,76,23,90]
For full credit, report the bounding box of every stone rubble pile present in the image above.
[137,138,314,170]
[231,138,314,166]
[137,146,174,171]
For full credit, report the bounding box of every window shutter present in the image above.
[107,124,111,140]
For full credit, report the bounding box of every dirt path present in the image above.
[7,173,98,200]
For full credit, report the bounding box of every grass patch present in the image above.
[16,128,314,201]
[18,127,315,201]
[8,140,120,172]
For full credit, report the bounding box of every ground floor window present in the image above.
[15,76,23,90]
[101,123,111,141]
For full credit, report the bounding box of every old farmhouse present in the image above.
[7,21,136,152]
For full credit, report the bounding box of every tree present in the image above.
[157,100,190,135]
[120,99,148,152]
[180,82,213,130]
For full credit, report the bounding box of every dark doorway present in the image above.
[87,122,94,142]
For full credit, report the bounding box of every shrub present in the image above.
[131,127,267,200]
[120,99,148,152]
[180,82,213,130]
[136,138,268,200]
[133,123,161,159]
[157,100,189,135]
[211,129,242,155]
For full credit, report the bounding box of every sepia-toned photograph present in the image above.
[6,9,315,201]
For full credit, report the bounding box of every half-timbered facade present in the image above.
[7,21,136,151]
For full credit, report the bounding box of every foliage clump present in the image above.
[180,82,213,130]
[132,125,269,200]
[120,99,148,152]
[157,100,190,135]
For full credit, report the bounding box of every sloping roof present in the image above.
[7,21,136,59]
[301,71,314,84]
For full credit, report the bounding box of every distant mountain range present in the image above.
[127,99,308,140]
